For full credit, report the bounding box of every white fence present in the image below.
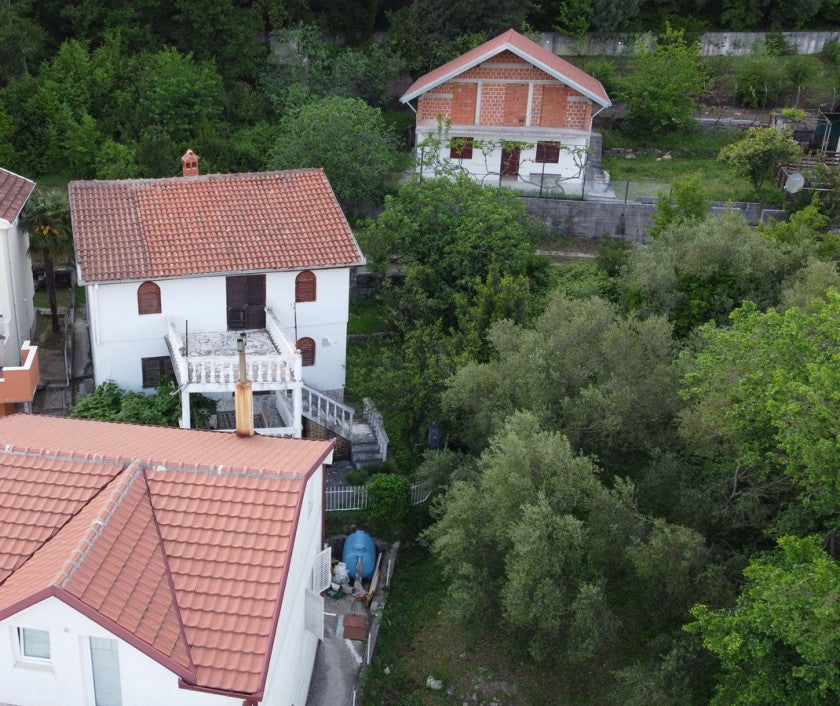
[325,482,431,512]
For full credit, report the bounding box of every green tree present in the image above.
[620,25,705,134]
[137,48,224,143]
[688,535,840,705]
[365,174,539,328]
[621,211,800,336]
[443,293,681,463]
[649,171,710,238]
[19,188,73,332]
[427,412,718,670]
[718,127,803,188]
[680,291,840,531]
[270,95,395,211]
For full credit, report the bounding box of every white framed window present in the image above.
[18,627,50,661]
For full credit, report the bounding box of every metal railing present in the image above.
[325,482,431,512]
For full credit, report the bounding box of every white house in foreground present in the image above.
[401,29,611,195]
[69,153,385,462]
[0,414,334,706]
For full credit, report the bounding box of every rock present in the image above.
[662,153,672,160]
[459,651,467,659]
[625,153,636,159]
[384,666,391,675]
[426,676,444,690]
[446,685,455,696]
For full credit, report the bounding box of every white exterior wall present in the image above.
[0,220,35,367]
[86,268,350,394]
[0,597,238,706]
[262,465,325,706]
[416,125,590,193]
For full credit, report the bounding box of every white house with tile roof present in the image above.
[0,414,334,706]
[401,29,611,195]
[69,153,385,462]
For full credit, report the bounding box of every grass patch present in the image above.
[601,128,784,203]
[361,545,575,705]
[349,296,390,334]
[32,312,65,350]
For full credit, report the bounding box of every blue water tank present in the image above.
[342,530,376,579]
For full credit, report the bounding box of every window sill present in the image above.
[14,658,54,673]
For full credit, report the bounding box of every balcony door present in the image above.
[226,274,266,330]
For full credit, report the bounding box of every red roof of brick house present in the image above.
[69,168,364,284]
[0,168,35,224]
[0,415,334,699]
[401,29,610,108]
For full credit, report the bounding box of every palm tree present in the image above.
[20,189,73,333]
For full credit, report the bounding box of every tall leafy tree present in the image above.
[20,188,73,332]
[688,535,840,705]
[270,95,395,211]
[620,25,705,134]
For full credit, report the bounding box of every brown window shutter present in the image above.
[296,337,316,366]
[295,271,316,302]
[137,282,161,315]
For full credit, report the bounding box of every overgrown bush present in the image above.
[347,468,369,486]
[367,473,411,532]
[71,379,180,426]
[821,39,840,66]
[734,53,784,107]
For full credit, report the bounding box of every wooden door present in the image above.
[226,275,266,330]
[501,147,521,178]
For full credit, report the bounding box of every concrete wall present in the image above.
[86,268,350,393]
[539,30,840,57]
[262,465,325,706]
[522,197,788,241]
[0,597,237,706]
[0,221,36,368]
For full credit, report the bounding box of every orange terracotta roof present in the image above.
[69,168,364,283]
[0,168,35,224]
[401,28,610,107]
[0,415,334,698]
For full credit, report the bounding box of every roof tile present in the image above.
[0,415,333,697]
[0,168,35,223]
[70,169,364,283]
[401,28,610,107]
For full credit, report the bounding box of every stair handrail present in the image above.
[363,397,389,462]
[301,384,354,433]
[265,306,298,358]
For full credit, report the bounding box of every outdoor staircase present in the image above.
[301,385,388,466]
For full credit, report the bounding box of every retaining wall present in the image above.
[522,198,788,242]
[539,30,840,57]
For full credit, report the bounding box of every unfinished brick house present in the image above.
[401,29,611,195]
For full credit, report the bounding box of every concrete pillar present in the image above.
[179,387,191,429]
[292,382,303,438]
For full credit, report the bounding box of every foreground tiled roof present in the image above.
[70,168,364,283]
[0,415,334,698]
[0,168,35,224]
[401,28,610,107]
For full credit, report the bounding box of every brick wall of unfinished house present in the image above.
[415,51,593,130]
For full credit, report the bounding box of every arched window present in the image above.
[295,270,316,302]
[137,281,161,315]
[296,337,315,366]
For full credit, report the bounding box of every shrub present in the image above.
[734,54,783,107]
[347,468,368,486]
[367,473,411,531]
[364,458,399,475]
[584,57,619,96]
[822,39,840,66]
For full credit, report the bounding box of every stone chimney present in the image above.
[234,333,254,437]
[181,149,199,177]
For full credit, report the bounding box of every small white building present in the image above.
[401,29,611,196]
[69,153,385,461]
[0,169,36,369]
[0,414,335,706]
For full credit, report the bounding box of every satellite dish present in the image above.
[784,172,805,193]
